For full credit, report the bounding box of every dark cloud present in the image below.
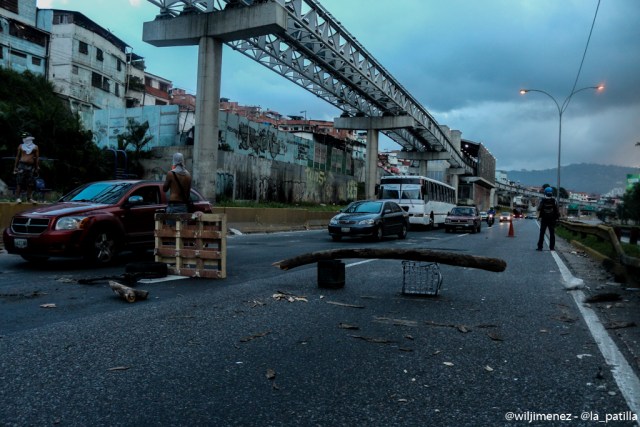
[40,0,640,170]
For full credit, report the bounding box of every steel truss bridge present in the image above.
[146,0,474,174]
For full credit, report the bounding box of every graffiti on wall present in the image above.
[236,123,287,160]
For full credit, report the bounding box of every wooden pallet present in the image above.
[154,213,227,279]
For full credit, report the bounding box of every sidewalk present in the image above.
[554,237,640,377]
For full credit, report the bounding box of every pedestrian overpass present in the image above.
[144,0,477,200]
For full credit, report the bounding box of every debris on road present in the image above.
[239,331,271,343]
[109,281,149,303]
[326,301,365,309]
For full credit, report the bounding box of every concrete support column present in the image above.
[193,36,222,202]
[450,174,459,202]
[366,129,379,199]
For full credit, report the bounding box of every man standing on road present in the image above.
[13,132,40,203]
[163,152,192,214]
[536,186,560,251]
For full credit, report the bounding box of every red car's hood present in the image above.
[15,202,109,217]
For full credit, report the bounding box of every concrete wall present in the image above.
[143,146,363,204]
[0,202,335,237]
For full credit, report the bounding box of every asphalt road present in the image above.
[1,220,639,426]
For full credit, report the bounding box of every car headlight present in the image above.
[329,217,339,225]
[55,216,89,230]
[358,218,375,225]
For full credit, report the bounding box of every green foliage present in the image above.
[0,68,111,193]
[556,225,640,259]
[621,183,640,222]
[116,118,154,177]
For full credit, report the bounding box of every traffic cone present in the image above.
[507,218,515,237]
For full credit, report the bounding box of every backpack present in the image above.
[540,198,557,220]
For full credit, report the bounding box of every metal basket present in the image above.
[402,261,443,296]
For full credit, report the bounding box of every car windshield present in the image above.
[61,182,134,204]
[451,208,475,216]
[501,212,510,216]
[345,201,382,214]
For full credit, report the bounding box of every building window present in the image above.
[116,58,122,71]
[31,57,41,66]
[79,41,88,54]
[72,65,78,74]
[92,72,111,92]
[0,0,18,13]
[115,83,119,97]
[53,13,71,24]
[96,48,103,62]
[0,47,3,59]
[9,20,46,46]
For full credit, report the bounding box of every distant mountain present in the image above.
[503,163,638,195]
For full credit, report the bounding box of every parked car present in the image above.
[444,206,481,233]
[328,200,409,241]
[2,180,212,265]
[499,211,512,222]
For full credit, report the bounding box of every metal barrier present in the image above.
[558,220,640,285]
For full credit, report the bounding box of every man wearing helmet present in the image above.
[536,186,560,251]
[13,132,40,203]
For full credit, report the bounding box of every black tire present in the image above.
[331,235,342,242]
[126,261,168,276]
[374,226,384,241]
[85,229,118,265]
[398,224,408,239]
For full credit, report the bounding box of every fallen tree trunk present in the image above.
[109,281,149,303]
[273,248,506,272]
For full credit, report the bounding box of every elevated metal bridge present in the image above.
[145,0,473,175]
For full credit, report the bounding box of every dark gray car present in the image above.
[328,200,409,241]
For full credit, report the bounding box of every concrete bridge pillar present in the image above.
[193,37,222,200]
[334,115,415,200]
[366,129,379,199]
[143,2,287,201]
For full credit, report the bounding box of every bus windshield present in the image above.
[380,188,421,200]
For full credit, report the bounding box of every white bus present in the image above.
[377,175,456,227]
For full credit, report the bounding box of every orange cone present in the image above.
[507,218,515,237]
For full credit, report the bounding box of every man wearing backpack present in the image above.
[536,186,560,251]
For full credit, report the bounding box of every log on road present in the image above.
[109,281,149,303]
[273,248,506,272]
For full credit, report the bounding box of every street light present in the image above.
[519,84,604,203]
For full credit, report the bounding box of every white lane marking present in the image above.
[139,275,190,283]
[346,259,375,268]
[552,252,640,423]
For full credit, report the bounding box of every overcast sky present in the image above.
[36,0,640,172]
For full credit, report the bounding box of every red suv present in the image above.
[2,180,212,265]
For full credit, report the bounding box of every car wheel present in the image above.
[331,235,342,242]
[374,226,384,241]
[86,229,118,265]
[20,255,50,262]
[398,224,408,239]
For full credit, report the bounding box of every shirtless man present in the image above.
[163,152,192,214]
[13,132,40,203]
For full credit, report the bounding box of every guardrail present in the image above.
[558,220,640,285]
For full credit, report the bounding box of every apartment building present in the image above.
[39,9,132,124]
[0,0,48,75]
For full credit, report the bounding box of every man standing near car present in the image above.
[163,152,192,214]
[536,186,560,251]
[13,132,40,203]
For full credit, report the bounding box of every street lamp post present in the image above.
[519,85,604,204]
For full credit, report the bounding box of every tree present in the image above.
[116,118,154,178]
[621,183,640,223]
[0,68,110,194]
